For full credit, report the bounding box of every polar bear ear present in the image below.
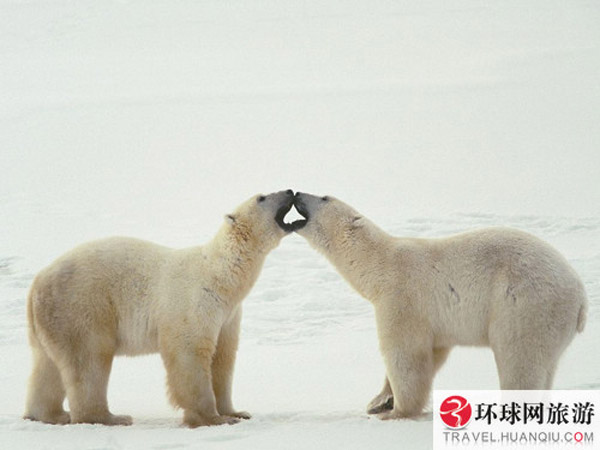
[350,216,363,228]
[225,214,237,225]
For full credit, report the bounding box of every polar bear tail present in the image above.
[576,302,587,333]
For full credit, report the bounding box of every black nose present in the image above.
[294,191,303,198]
[285,189,294,196]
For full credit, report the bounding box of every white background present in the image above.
[1,1,599,449]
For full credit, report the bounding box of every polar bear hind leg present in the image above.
[58,341,132,425]
[45,329,132,425]
[492,345,557,390]
[24,340,70,425]
[490,314,566,390]
[24,287,70,425]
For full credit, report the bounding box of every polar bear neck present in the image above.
[325,220,397,302]
[203,222,269,303]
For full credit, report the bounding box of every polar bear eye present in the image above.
[321,196,329,202]
[257,195,266,203]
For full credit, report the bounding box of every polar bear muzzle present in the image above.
[292,195,309,230]
[273,189,298,233]
[291,192,323,231]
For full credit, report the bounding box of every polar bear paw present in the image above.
[24,410,71,425]
[183,411,242,428]
[226,410,252,420]
[106,414,133,426]
[375,410,403,421]
[367,393,394,415]
[70,413,133,426]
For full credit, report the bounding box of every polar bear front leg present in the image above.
[212,307,251,420]
[374,307,434,420]
[160,326,239,428]
[368,346,451,415]
[377,346,434,420]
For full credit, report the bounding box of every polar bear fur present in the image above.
[294,192,587,420]
[24,190,296,427]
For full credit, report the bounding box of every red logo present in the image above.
[440,395,472,429]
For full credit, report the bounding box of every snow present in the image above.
[1,0,599,448]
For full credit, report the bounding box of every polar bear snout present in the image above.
[272,190,297,233]
[268,189,309,233]
[291,192,310,231]
[293,192,321,228]
[293,193,308,216]
[293,192,336,232]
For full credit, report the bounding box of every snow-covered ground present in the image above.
[1,1,599,449]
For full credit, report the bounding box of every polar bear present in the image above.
[293,192,587,420]
[24,190,296,427]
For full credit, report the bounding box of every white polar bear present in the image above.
[24,190,296,427]
[293,192,587,420]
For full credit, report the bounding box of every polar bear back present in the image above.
[415,227,586,347]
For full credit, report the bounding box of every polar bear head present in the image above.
[224,189,297,252]
[293,192,366,253]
